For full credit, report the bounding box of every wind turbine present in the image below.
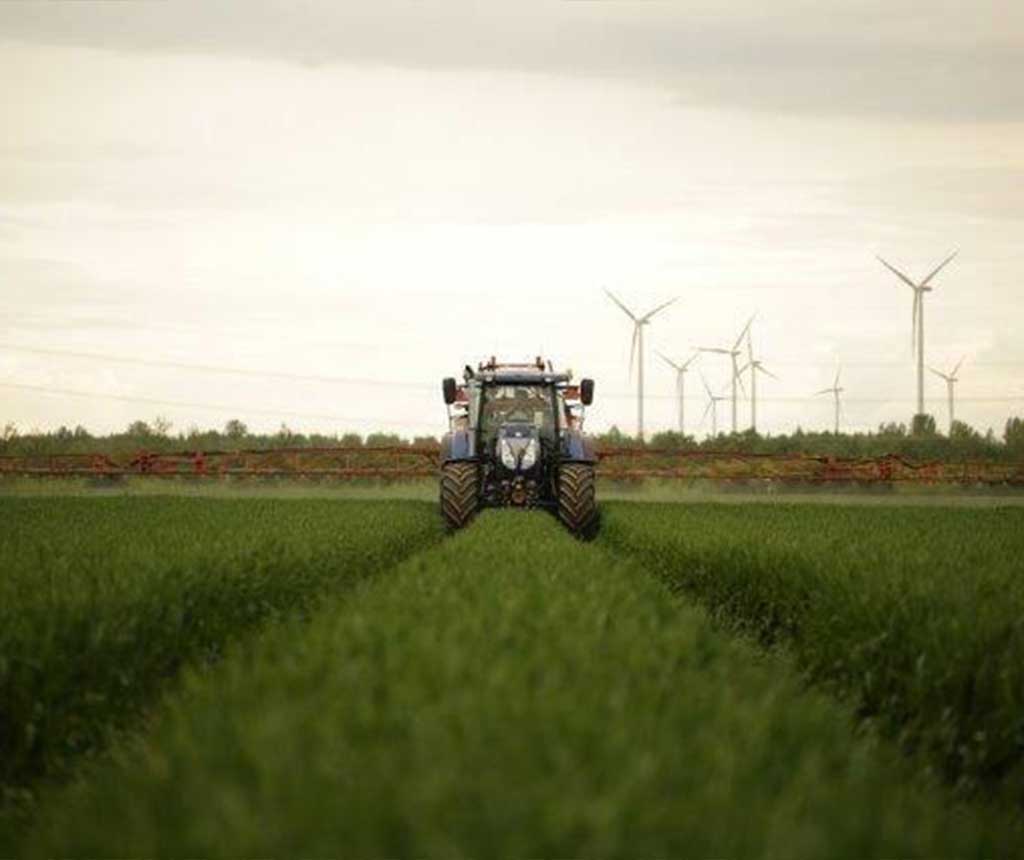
[876,251,958,418]
[657,350,700,435]
[604,289,679,441]
[814,367,844,435]
[929,356,965,436]
[699,372,729,438]
[698,315,755,434]
[736,331,778,434]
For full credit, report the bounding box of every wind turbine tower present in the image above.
[657,350,699,435]
[604,289,678,442]
[814,368,844,435]
[876,251,957,419]
[737,331,778,433]
[929,357,965,436]
[698,315,754,434]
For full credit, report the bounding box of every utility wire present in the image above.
[0,381,439,430]
[2,376,1021,412]
[0,342,718,401]
[2,344,1022,405]
[0,343,435,390]
[6,342,1024,387]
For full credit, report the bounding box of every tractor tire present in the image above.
[440,461,479,531]
[558,462,599,539]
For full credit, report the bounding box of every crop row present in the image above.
[600,501,1024,801]
[16,511,1015,857]
[0,497,442,803]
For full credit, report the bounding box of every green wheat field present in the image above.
[3,494,1024,856]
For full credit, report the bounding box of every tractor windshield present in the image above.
[479,384,556,437]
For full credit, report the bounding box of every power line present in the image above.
[6,342,1024,392]
[0,344,435,390]
[2,344,1021,409]
[0,381,439,430]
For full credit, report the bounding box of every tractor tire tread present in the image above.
[558,462,599,539]
[440,461,479,531]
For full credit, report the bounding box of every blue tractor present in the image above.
[440,357,598,538]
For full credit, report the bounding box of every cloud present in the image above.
[1,1,1022,122]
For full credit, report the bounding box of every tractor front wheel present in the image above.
[440,461,479,531]
[558,463,598,539]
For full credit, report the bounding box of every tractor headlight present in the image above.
[519,438,538,470]
[500,439,517,470]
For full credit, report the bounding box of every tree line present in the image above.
[3,415,1024,462]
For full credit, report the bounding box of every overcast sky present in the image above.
[2,1,1022,438]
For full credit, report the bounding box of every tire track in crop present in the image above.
[16,510,1016,857]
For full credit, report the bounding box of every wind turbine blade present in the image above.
[928,367,948,381]
[834,366,842,388]
[698,347,731,355]
[877,256,918,290]
[734,366,747,398]
[737,362,751,375]
[952,355,965,377]
[682,350,701,370]
[603,288,638,322]
[733,313,756,351]
[699,371,713,399]
[640,296,679,323]
[656,350,681,371]
[760,366,780,380]
[920,250,959,287]
[813,388,832,396]
[746,330,754,365]
[700,400,712,426]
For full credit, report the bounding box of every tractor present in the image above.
[439,357,598,537]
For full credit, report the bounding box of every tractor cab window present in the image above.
[479,385,555,437]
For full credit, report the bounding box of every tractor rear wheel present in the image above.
[440,461,479,531]
[558,462,598,539]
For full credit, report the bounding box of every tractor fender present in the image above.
[560,430,597,464]
[440,430,478,463]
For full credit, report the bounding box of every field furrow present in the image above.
[0,497,442,805]
[600,500,1024,802]
[15,511,1017,857]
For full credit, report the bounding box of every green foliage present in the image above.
[3,414,1023,462]
[125,419,152,438]
[1006,417,1024,453]
[912,412,938,437]
[364,431,403,447]
[16,513,1015,857]
[0,498,441,803]
[223,418,248,439]
[951,419,982,443]
[646,429,698,449]
[600,501,1024,801]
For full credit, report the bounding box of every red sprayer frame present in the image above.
[1,446,1022,486]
